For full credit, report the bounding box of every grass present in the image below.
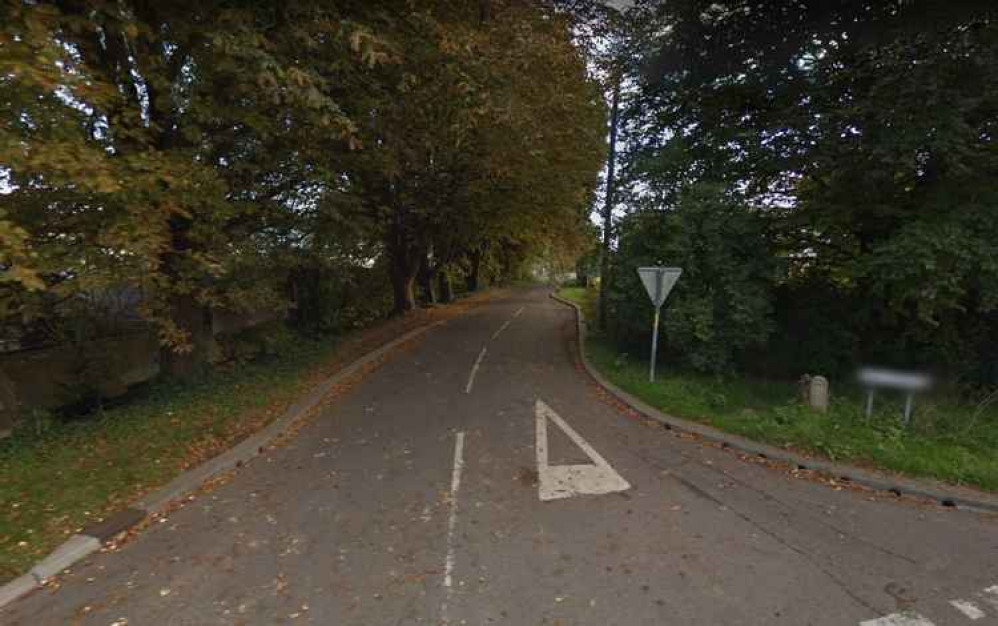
[0,338,342,583]
[558,286,998,493]
[557,286,596,320]
[0,295,495,584]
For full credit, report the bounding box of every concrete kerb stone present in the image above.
[81,508,147,542]
[548,292,998,515]
[0,321,444,611]
[29,535,102,582]
[0,575,38,608]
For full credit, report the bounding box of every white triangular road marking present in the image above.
[979,585,998,612]
[535,399,631,501]
[860,612,936,626]
[949,599,985,620]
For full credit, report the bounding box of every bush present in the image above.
[607,183,774,374]
[214,321,297,365]
[757,276,863,379]
[289,263,393,336]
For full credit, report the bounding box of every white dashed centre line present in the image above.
[440,431,465,623]
[491,320,511,341]
[464,346,487,394]
[859,611,935,626]
[513,306,525,318]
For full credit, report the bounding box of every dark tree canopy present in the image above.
[0,0,606,373]
[597,0,998,383]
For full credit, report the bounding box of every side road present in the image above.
[550,291,998,514]
[0,291,504,609]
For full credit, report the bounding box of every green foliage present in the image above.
[0,0,368,351]
[558,286,597,322]
[214,321,297,366]
[607,184,774,373]
[572,303,998,492]
[762,277,861,378]
[0,0,604,378]
[338,1,606,310]
[616,0,998,387]
[0,330,341,582]
[290,263,394,336]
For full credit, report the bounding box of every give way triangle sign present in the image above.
[637,267,682,308]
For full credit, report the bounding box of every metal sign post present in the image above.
[650,306,662,383]
[636,267,682,382]
[856,367,933,427]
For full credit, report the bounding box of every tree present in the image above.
[0,0,376,375]
[618,0,998,384]
[336,0,604,312]
[1,0,605,379]
[609,184,774,374]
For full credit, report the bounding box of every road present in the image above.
[4,288,998,625]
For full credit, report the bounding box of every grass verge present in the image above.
[0,292,501,584]
[558,286,998,493]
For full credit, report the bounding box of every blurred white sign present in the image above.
[857,368,932,392]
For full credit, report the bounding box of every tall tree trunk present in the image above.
[576,257,588,288]
[417,251,437,305]
[388,237,419,315]
[466,249,483,292]
[161,293,213,379]
[161,215,212,379]
[289,265,323,334]
[438,271,454,303]
[389,243,419,314]
[386,202,421,314]
[598,75,622,331]
[391,264,417,314]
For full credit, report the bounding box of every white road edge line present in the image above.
[491,320,511,341]
[464,345,487,394]
[950,599,985,620]
[513,306,525,318]
[859,611,936,626]
[441,431,466,623]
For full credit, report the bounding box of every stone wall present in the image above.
[211,307,284,336]
[0,331,160,434]
[0,306,286,436]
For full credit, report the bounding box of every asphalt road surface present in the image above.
[5,288,998,625]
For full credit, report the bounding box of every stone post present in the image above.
[809,375,829,413]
